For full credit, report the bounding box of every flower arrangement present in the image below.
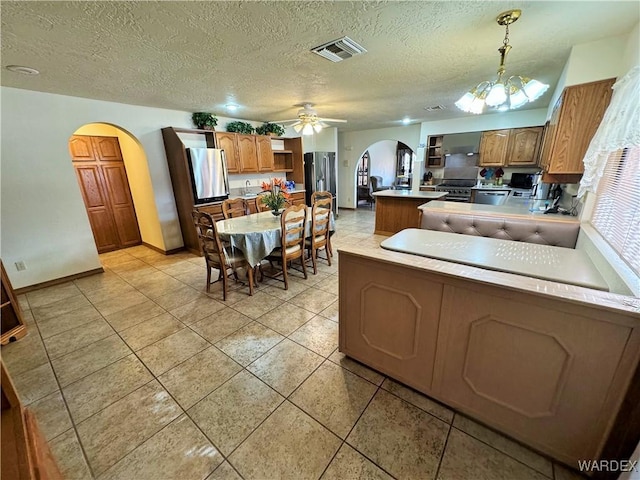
[260,178,290,212]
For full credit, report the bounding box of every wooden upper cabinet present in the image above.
[541,78,615,175]
[215,132,240,173]
[479,130,510,166]
[255,135,274,172]
[505,127,544,166]
[237,134,258,172]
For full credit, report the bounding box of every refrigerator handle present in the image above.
[220,150,230,194]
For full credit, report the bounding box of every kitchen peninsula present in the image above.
[338,237,640,467]
[372,190,447,235]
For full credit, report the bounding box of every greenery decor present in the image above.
[255,122,286,137]
[192,112,218,130]
[260,178,290,212]
[225,121,255,134]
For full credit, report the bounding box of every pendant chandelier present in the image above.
[455,9,549,114]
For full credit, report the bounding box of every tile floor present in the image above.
[2,208,586,480]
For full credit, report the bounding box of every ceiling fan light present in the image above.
[302,123,314,135]
[509,88,529,108]
[522,78,549,101]
[469,97,485,115]
[293,124,303,133]
[485,83,507,107]
[313,123,323,133]
[455,91,476,111]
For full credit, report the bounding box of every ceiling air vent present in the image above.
[424,105,446,112]
[311,36,367,62]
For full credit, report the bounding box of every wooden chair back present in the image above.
[311,190,333,205]
[310,197,332,248]
[222,198,248,219]
[256,193,272,212]
[280,204,307,260]
[192,210,225,266]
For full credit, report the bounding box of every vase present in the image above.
[271,209,282,217]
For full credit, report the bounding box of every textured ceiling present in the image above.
[2,1,638,132]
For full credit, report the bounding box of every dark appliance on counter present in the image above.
[304,152,337,213]
[186,148,230,204]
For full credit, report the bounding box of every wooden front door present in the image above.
[69,135,141,253]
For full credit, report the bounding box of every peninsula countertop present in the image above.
[372,190,448,200]
[418,200,579,223]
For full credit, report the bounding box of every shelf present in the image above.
[171,127,215,135]
[273,150,293,154]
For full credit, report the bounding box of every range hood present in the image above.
[442,132,481,155]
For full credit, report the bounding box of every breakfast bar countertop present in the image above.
[372,190,448,200]
[418,200,579,223]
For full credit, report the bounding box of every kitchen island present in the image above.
[338,232,640,467]
[372,190,447,235]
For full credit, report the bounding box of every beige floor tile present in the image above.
[438,428,548,480]
[109,258,154,275]
[206,461,243,480]
[76,380,181,476]
[1,330,49,376]
[289,288,338,314]
[382,378,453,424]
[161,259,203,277]
[189,370,283,456]
[136,328,209,376]
[12,362,59,405]
[52,334,131,386]
[49,428,93,480]
[453,414,553,477]
[314,274,339,295]
[321,443,393,480]
[93,289,149,317]
[17,293,30,311]
[135,273,186,299]
[103,299,166,332]
[231,291,284,319]
[215,322,284,366]
[43,317,114,359]
[28,391,73,441]
[290,316,338,357]
[119,312,183,351]
[73,270,127,293]
[261,278,310,301]
[347,389,449,480]
[115,264,158,283]
[191,307,253,343]
[159,346,241,410]
[100,415,222,480]
[229,401,341,480]
[255,303,315,336]
[63,354,153,423]
[170,295,226,324]
[328,350,385,386]
[172,268,207,288]
[81,281,136,304]
[318,300,339,322]
[26,282,82,308]
[32,294,91,322]
[36,304,103,339]
[247,338,323,396]
[153,285,204,311]
[291,361,377,438]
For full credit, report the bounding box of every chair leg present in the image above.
[325,245,332,266]
[300,253,307,279]
[221,267,228,301]
[206,265,212,293]
[327,236,333,257]
[247,266,254,296]
[282,259,289,290]
[311,247,318,275]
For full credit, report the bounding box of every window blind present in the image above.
[591,146,640,274]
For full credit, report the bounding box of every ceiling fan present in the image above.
[274,103,347,135]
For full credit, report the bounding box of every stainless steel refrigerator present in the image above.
[186,148,230,204]
[304,152,337,213]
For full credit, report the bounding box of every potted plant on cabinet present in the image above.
[192,112,218,130]
[255,122,286,137]
[225,121,255,134]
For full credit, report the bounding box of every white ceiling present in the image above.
[2,1,638,132]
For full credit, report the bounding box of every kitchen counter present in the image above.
[380,228,607,290]
[372,190,448,235]
[419,200,578,223]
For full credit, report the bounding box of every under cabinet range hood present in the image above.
[442,132,482,156]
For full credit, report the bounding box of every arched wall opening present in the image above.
[71,123,166,251]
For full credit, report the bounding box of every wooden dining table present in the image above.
[216,209,336,268]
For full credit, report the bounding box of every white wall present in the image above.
[0,86,299,288]
[367,141,397,186]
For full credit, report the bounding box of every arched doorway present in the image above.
[354,140,415,208]
[68,123,160,254]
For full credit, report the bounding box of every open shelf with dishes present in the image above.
[426,135,444,167]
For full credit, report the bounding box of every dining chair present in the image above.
[192,210,254,300]
[255,192,272,212]
[309,192,334,257]
[305,197,332,274]
[262,204,308,289]
[222,198,248,219]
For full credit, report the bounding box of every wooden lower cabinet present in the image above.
[289,191,306,206]
[339,251,640,466]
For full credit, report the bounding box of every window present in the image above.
[357,151,369,186]
[590,146,640,274]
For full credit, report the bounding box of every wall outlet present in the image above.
[15,261,26,271]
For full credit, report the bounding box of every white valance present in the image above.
[578,65,640,198]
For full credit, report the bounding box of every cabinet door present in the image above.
[92,137,123,161]
[256,135,274,172]
[68,136,96,161]
[505,127,543,166]
[215,133,240,173]
[237,134,258,173]
[290,192,306,206]
[479,130,510,166]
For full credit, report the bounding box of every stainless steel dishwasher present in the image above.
[473,189,510,205]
